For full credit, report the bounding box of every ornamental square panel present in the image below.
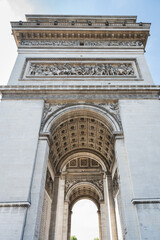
[20,58,141,81]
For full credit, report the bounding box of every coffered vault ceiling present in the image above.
[49,116,115,172]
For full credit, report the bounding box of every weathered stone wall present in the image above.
[0,100,44,239]
[119,99,160,239]
[8,51,153,86]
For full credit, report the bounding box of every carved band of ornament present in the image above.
[28,63,134,76]
[65,178,104,194]
[20,40,143,47]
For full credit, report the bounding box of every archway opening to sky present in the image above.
[71,199,99,240]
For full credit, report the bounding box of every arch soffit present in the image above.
[42,104,121,134]
[60,152,107,173]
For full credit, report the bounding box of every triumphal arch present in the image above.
[0,15,160,240]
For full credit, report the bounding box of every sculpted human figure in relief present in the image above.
[28,63,135,76]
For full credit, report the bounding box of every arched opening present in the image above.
[71,199,99,240]
[39,104,122,240]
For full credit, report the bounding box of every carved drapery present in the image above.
[45,169,54,198]
[112,170,119,197]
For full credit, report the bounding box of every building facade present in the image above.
[0,15,160,240]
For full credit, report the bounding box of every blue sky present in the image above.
[0,0,160,85]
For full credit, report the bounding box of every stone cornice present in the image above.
[0,85,160,97]
[12,29,149,48]
[25,15,138,23]
[11,15,150,48]
[0,201,31,208]
[131,198,160,204]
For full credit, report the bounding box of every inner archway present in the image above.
[71,199,99,240]
[40,105,121,240]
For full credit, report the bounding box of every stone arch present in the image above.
[60,152,107,173]
[40,103,120,240]
[42,103,122,134]
[65,181,103,210]
[41,104,122,174]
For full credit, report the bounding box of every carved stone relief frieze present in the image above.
[83,40,143,47]
[98,102,122,128]
[28,63,134,77]
[19,40,143,47]
[20,40,80,47]
[41,103,66,130]
[65,175,104,198]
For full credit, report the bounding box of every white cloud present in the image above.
[0,0,34,85]
[6,0,34,20]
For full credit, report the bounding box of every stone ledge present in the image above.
[0,85,160,92]
[0,201,31,208]
[131,198,160,204]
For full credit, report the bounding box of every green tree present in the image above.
[71,236,77,240]
[94,238,99,240]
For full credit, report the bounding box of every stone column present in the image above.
[49,176,59,240]
[23,136,50,240]
[114,136,140,240]
[67,210,72,240]
[62,201,69,240]
[97,210,102,240]
[54,176,65,240]
[100,176,112,240]
[106,175,118,240]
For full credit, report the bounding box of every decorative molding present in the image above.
[0,85,160,101]
[65,177,104,197]
[11,15,150,48]
[1,85,159,91]
[0,201,31,208]
[131,198,160,204]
